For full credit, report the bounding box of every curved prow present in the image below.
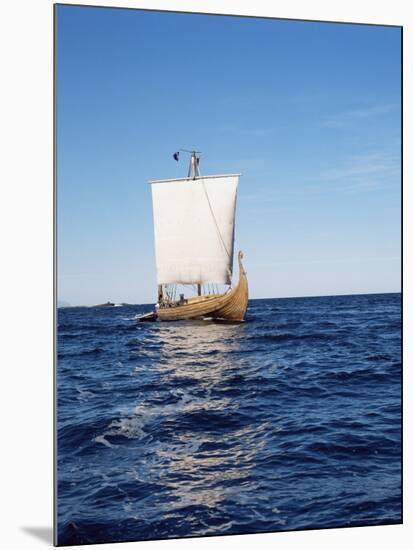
[238,250,246,277]
[213,250,249,321]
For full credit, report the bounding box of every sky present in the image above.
[56,5,401,306]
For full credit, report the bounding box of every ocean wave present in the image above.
[57,293,401,544]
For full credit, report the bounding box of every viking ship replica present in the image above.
[144,150,248,322]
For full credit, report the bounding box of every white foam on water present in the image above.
[93,435,118,448]
[76,386,96,401]
[106,416,147,440]
[95,391,232,447]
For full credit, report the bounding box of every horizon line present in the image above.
[57,290,401,308]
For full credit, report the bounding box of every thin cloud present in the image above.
[321,103,398,129]
[307,150,400,193]
[241,151,400,200]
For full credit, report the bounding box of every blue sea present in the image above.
[56,293,402,546]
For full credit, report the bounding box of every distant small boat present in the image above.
[147,150,248,322]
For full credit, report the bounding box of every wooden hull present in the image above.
[157,251,248,321]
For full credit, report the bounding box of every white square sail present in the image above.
[149,174,240,285]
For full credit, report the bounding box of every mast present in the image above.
[187,150,200,179]
[189,151,201,296]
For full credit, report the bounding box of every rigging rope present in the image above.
[199,177,232,261]
[194,165,232,263]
